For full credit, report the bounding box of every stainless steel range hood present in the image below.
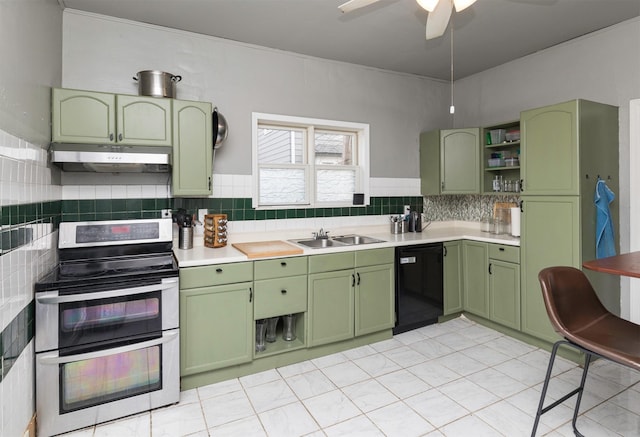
[50,143,171,173]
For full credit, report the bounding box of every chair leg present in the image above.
[531,340,589,437]
[570,352,592,437]
[531,340,562,437]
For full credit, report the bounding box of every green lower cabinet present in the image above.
[521,196,579,343]
[180,282,253,375]
[489,259,521,330]
[463,241,489,318]
[443,241,463,315]
[355,263,395,336]
[308,269,355,347]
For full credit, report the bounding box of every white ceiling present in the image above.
[59,0,640,81]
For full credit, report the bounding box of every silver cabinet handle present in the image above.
[36,278,178,304]
[37,330,178,364]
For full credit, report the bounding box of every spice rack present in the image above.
[204,214,228,248]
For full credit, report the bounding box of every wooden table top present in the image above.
[583,252,640,279]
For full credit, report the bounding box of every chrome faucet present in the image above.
[312,228,329,240]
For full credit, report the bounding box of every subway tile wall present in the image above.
[0,128,60,437]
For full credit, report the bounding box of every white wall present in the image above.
[0,1,62,436]
[61,10,451,181]
[454,17,640,320]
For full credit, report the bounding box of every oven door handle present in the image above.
[37,330,179,365]
[36,278,178,304]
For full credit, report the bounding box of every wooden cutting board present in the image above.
[232,240,303,259]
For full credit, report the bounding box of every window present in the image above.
[252,113,369,208]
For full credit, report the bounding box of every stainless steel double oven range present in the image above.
[35,218,179,436]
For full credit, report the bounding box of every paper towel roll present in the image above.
[510,207,521,237]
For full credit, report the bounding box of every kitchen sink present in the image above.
[294,238,346,248]
[332,235,385,245]
[292,234,385,249]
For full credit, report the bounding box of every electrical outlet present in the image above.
[161,209,172,218]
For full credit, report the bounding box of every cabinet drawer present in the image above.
[254,256,308,280]
[254,276,308,319]
[489,244,520,263]
[308,252,355,274]
[180,262,254,289]
[355,248,394,267]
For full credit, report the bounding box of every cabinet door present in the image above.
[420,130,441,196]
[463,241,488,318]
[308,270,354,347]
[521,100,578,195]
[489,260,520,330]
[116,94,172,146]
[355,264,394,336]
[180,282,253,376]
[441,128,480,194]
[172,100,213,196]
[521,196,580,343]
[443,241,463,315]
[51,88,115,144]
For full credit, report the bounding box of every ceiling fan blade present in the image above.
[338,0,382,13]
[453,0,476,12]
[416,0,440,12]
[426,0,452,40]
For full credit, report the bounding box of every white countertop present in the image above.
[173,221,520,268]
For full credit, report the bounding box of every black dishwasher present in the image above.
[394,243,444,334]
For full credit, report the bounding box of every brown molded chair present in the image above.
[532,266,640,437]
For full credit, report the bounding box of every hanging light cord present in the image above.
[450,23,455,114]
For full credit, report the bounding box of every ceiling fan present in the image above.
[338,0,477,40]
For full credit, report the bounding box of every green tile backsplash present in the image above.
[58,197,424,222]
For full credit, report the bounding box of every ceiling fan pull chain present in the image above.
[450,24,455,114]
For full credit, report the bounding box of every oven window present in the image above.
[58,291,163,349]
[61,298,160,330]
[61,345,161,412]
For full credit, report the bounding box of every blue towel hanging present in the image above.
[595,178,616,259]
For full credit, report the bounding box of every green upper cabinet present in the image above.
[443,241,463,315]
[116,94,172,146]
[420,128,480,195]
[172,100,213,196]
[52,88,172,146]
[521,99,618,196]
[481,121,521,194]
[52,88,116,144]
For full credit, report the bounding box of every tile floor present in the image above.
[62,316,640,437]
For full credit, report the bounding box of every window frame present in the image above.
[252,112,370,209]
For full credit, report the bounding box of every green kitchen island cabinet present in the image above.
[462,241,489,318]
[307,248,394,347]
[443,241,463,315]
[52,88,172,146]
[420,128,480,195]
[179,262,254,376]
[520,99,620,344]
[488,244,521,330]
[172,99,213,196]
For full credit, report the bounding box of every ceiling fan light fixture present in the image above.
[453,0,476,12]
[416,0,440,12]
